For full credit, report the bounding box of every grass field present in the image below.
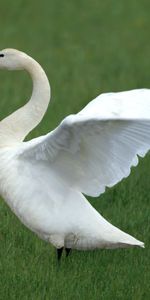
[0,0,150,299]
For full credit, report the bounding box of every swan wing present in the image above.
[18,89,150,197]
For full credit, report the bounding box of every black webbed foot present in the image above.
[65,248,71,257]
[57,247,64,262]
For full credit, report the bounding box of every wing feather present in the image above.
[18,89,150,197]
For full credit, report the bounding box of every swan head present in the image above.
[0,48,28,70]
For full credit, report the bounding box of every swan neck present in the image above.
[0,54,51,146]
[26,57,51,109]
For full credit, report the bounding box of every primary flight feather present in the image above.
[0,48,149,261]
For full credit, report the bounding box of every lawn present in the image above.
[0,0,150,299]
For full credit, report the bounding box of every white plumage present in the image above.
[0,48,148,255]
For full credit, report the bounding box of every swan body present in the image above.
[0,49,149,255]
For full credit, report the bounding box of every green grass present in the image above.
[0,0,150,299]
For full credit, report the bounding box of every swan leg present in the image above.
[65,248,71,257]
[57,247,64,262]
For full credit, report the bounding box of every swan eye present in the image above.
[0,54,4,57]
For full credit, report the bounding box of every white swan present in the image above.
[0,48,149,261]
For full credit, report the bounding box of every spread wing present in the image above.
[18,89,150,197]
